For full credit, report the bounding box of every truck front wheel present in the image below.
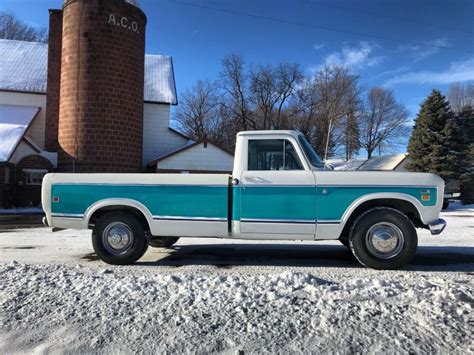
[92,212,148,265]
[349,207,417,270]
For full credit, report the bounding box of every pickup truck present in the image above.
[42,130,446,269]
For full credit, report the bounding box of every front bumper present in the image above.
[444,193,461,198]
[429,218,447,235]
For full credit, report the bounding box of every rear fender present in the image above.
[84,198,154,230]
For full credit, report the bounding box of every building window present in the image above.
[23,169,48,185]
[4,167,10,184]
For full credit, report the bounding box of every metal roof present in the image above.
[144,54,178,104]
[326,159,367,171]
[0,40,48,93]
[0,105,41,162]
[0,39,177,105]
[147,139,234,167]
[357,154,408,171]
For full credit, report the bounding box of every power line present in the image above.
[309,0,474,36]
[170,0,474,54]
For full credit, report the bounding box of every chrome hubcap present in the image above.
[102,222,134,255]
[365,222,404,259]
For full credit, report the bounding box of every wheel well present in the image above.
[340,198,423,239]
[88,205,151,232]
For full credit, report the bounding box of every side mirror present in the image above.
[324,163,334,171]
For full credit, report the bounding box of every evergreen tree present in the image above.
[406,90,464,181]
[457,105,474,204]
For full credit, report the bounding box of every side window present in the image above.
[248,139,303,171]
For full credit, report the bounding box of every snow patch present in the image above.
[0,263,472,353]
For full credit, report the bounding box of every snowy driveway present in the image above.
[0,204,473,353]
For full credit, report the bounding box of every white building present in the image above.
[0,39,233,207]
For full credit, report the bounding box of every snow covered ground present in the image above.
[0,203,473,353]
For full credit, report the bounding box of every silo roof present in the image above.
[0,39,178,105]
[144,54,178,105]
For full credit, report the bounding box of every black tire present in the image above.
[349,207,417,270]
[442,199,450,210]
[149,236,179,248]
[339,238,350,248]
[92,212,148,265]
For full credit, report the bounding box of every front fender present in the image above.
[340,192,427,230]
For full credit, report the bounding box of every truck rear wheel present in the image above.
[349,207,417,270]
[92,212,148,265]
[149,236,179,248]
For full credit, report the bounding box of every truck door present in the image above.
[238,138,316,236]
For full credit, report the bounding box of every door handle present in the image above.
[244,176,262,181]
[244,176,268,183]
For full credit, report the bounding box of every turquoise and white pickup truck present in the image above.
[42,130,446,269]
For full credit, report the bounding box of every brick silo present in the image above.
[58,0,147,173]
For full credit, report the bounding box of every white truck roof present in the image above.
[237,130,302,138]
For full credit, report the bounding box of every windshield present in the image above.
[298,135,325,169]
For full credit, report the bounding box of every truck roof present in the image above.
[237,130,302,138]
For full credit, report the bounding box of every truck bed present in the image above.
[42,173,231,237]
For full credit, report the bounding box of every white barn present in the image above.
[0,39,233,207]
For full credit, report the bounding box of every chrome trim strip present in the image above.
[239,184,437,189]
[153,215,227,222]
[53,183,227,188]
[241,218,316,224]
[241,185,315,188]
[317,220,341,224]
[240,218,341,225]
[51,213,84,219]
[318,185,437,189]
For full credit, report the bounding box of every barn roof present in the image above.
[0,39,177,105]
[0,105,41,162]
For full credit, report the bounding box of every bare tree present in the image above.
[0,11,47,43]
[447,82,474,113]
[220,54,255,131]
[174,80,222,143]
[359,87,410,158]
[294,65,360,158]
[343,112,361,160]
[249,62,303,130]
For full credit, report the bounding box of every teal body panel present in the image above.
[237,186,316,221]
[51,184,228,218]
[233,185,436,222]
[232,186,241,220]
[316,186,437,221]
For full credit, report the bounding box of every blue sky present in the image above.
[2,0,474,123]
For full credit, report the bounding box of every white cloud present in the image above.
[320,41,382,70]
[313,43,325,50]
[385,56,474,86]
[365,65,411,83]
[399,37,449,62]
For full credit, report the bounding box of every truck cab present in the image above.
[232,131,444,241]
